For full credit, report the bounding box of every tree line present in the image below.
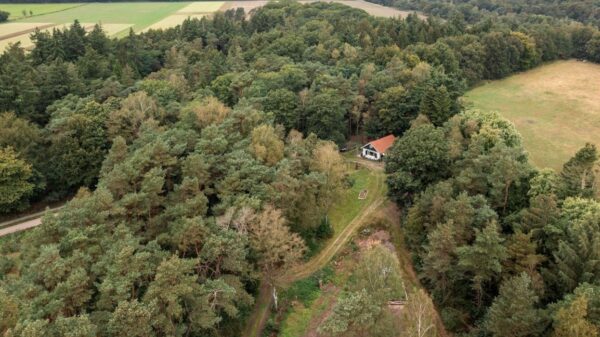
[369,0,600,27]
[385,110,600,336]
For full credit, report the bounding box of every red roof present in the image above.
[367,134,396,154]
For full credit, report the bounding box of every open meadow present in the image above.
[0,0,418,50]
[465,60,600,171]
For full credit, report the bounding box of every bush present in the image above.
[315,218,334,239]
[0,11,9,23]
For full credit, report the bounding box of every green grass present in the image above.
[0,3,83,20]
[328,167,380,232]
[465,60,600,171]
[16,2,191,32]
[279,267,336,337]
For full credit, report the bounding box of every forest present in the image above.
[370,0,600,26]
[1,0,600,336]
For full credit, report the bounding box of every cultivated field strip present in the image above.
[0,22,131,51]
[0,22,56,40]
[219,0,269,13]
[176,1,226,14]
[299,0,420,18]
[141,14,206,32]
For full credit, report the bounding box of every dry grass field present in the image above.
[300,0,421,18]
[0,22,132,50]
[465,60,600,171]
[220,0,422,18]
[142,1,225,31]
[177,1,226,13]
[142,14,207,31]
[0,22,55,39]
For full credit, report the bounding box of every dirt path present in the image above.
[242,159,386,337]
[0,206,63,237]
[0,217,42,237]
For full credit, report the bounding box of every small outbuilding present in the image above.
[361,134,395,161]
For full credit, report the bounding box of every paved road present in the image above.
[0,217,42,237]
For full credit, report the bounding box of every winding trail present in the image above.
[242,159,386,337]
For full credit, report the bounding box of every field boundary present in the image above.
[0,23,57,40]
[7,3,88,22]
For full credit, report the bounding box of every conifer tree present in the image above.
[484,273,544,337]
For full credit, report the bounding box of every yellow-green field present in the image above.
[0,2,226,49]
[1,1,420,51]
[0,3,83,20]
[465,60,600,171]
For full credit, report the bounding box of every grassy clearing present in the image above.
[329,166,379,233]
[279,262,341,336]
[0,3,82,20]
[16,2,191,32]
[465,60,600,171]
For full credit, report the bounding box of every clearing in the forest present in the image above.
[465,60,600,171]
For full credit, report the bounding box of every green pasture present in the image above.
[465,60,600,171]
[15,2,191,32]
[0,3,83,20]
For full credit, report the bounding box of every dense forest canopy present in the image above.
[368,0,600,26]
[0,0,600,336]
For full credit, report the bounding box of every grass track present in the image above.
[465,60,600,170]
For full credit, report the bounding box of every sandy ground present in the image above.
[0,217,42,237]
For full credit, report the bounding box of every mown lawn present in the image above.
[465,60,600,171]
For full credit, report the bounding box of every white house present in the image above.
[361,134,395,161]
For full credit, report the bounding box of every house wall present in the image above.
[362,148,381,160]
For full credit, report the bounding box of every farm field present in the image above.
[14,2,193,32]
[0,22,132,50]
[0,1,417,51]
[465,60,600,171]
[0,3,83,20]
[0,2,228,49]
[301,0,421,18]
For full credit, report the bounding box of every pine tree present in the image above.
[457,221,507,306]
[419,85,452,126]
[560,143,598,199]
[484,273,544,337]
